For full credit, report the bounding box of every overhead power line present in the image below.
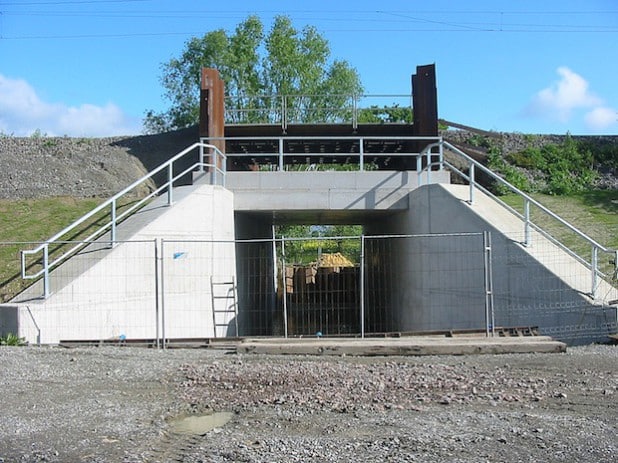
[1,7,616,40]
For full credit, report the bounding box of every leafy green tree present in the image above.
[357,104,413,124]
[145,15,363,133]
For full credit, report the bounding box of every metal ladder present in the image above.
[210,276,238,338]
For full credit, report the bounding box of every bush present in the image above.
[500,134,596,195]
[487,147,533,194]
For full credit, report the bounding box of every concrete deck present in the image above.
[236,335,567,356]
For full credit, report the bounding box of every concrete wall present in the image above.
[4,184,236,344]
[227,170,450,212]
[366,184,617,344]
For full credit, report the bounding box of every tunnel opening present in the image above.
[233,211,404,337]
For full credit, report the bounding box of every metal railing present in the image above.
[21,142,226,299]
[224,94,413,130]
[424,140,617,300]
[202,135,442,172]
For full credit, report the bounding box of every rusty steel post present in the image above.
[412,63,438,137]
[410,64,439,172]
[199,68,226,172]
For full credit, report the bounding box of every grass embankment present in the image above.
[0,197,137,302]
[499,190,618,280]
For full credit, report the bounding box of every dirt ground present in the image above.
[0,344,616,462]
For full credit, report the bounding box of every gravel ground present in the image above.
[0,345,616,463]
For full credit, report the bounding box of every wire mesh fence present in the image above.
[1,231,616,345]
[488,228,618,344]
[1,240,158,343]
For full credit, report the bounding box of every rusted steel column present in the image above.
[412,63,438,137]
[199,68,226,170]
[410,64,438,172]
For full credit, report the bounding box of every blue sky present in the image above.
[1,0,617,137]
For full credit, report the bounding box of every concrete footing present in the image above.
[237,336,567,356]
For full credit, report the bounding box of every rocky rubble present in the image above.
[0,128,615,200]
[0,136,149,199]
[0,345,616,462]
[0,128,196,200]
[442,129,618,190]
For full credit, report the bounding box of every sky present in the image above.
[1,0,617,137]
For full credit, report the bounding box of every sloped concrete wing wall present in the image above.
[9,185,235,344]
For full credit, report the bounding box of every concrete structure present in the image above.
[364,183,617,344]
[1,183,236,344]
[1,65,616,346]
[2,155,616,345]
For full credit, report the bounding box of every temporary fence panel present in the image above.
[489,229,618,344]
[160,239,237,341]
[364,233,490,335]
[3,229,615,345]
[278,236,362,337]
[2,240,157,344]
[234,240,277,336]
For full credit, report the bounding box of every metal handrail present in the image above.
[21,142,226,298]
[202,135,441,172]
[224,93,413,128]
[425,140,617,299]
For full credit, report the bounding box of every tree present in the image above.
[145,15,363,133]
[357,104,413,124]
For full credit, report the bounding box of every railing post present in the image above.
[43,243,50,299]
[167,163,173,205]
[281,95,287,132]
[221,153,227,188]
[352,95,358,130]
[212,148,218,185]
[591,245,598,299]
[416,154,422,185]
[198,142,205,173]
[359,137,364,172]
[110,198,117,247]
[278,138,284,171]
[524,199,531,247]
[438,140,444,170]
[469,163,475,204]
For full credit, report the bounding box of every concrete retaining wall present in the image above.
[366,184,617,344]
[3,184,236,344]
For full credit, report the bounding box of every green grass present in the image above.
[0,196,140,302]
[499,190,618,279]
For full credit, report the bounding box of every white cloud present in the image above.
[0,74,142,137]
[526,67,602,122]
[523,67,618,133]
[584,107,617,131]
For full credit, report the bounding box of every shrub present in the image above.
[503,134,596,195]
[487,146,532,194]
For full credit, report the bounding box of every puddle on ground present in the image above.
[170,412,233,436]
